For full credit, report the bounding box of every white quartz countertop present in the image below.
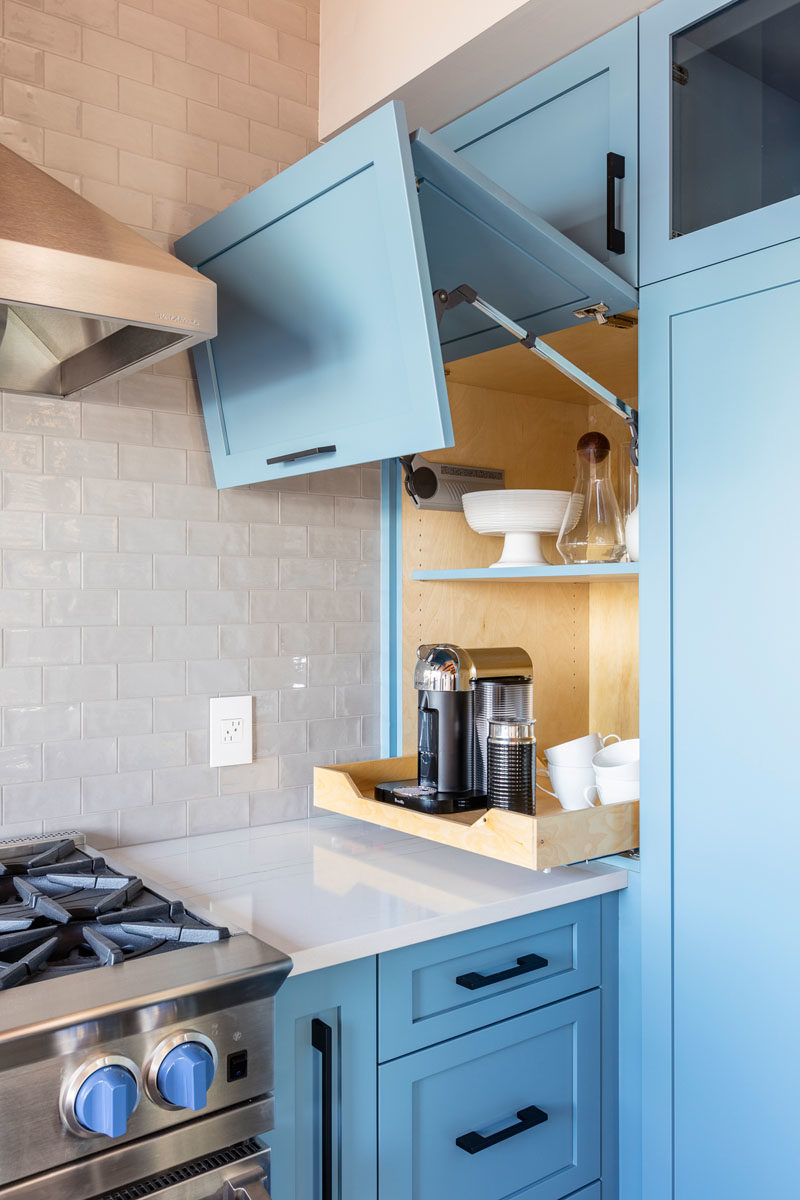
[115,816,628,975]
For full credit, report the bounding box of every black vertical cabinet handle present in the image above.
[455,951,548,991]
[311,1018,333,1200]
[456,1104,548,1154]
[606,152,626,254]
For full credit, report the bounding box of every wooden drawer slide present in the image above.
[314,756,638,871]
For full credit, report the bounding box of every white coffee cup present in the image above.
[545,732,620,768]
[584,779,640,806]
[591,738,640,781]
[538,763,596,811]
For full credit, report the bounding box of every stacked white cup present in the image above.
[584,738,639,806]
[540,733,620,811]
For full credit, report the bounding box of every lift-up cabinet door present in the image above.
[177,102,637,489]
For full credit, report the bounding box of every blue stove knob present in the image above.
[74,1065,139,1139]
[157,1043,215,1111]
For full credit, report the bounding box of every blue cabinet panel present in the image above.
[437,20,638,286]
[378,991,601,1200]
[639,240,800,1199]
[176,103,450,488]
[378,899,602,1061]
[266,958,378,1200]
[177,100,636,488]
[640,0,800,282]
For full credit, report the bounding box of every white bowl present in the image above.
[462,489,583,567]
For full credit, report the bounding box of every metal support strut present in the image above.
[433,285,638,467]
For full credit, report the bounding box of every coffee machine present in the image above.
[375,644,533,814]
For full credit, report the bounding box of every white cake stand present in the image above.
[462,490,583,567]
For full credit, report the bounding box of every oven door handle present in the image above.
[222,1170,272,1200]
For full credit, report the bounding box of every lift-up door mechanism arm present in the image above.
[433,284,638,466]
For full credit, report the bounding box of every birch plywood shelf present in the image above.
[412,564,639,582]
[314,756,639,871]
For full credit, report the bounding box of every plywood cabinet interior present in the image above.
[401,316,639,757]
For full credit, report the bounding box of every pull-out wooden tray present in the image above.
[314,756,639,871]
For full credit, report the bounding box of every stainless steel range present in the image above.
[0,834,291,1200]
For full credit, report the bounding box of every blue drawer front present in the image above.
[378,900,601,1060]
[378,991,601,1200]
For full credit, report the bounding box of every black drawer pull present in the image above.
[606,151,626,254]
[456,951,548,991]
[266,444,336,465]
[311,1018,333,1200]
[456,1104,548,1155]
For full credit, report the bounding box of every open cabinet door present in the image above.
[176,103,451,488]
[177,102,638,489]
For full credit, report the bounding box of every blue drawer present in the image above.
[378,899,601,1061]
[378,991,601,1200]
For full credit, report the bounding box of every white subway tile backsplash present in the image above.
[0,742,43,784]
[119,660,186,699]
[3,777,80,822]
[4,626,80,666]
[44,664,116,703]
[0,5,377,845]
[43,736,116,779]
[83,699,153,738]
[44,513,117,552]
[4,472,81,512]
[0,510,43,547]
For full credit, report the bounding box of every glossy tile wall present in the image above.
[0,0,380,847]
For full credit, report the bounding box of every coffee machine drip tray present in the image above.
[374,780,488,815]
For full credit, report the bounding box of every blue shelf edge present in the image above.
[412,564,640,581]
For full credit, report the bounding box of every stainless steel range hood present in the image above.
[0,144,217,398]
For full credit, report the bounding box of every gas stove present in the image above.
[0,837,229,990]
[0,834,291,1200]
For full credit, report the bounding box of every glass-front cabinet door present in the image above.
[641,0,800,283]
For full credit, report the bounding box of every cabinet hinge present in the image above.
[672,62,689,86]
[573,302,610,326]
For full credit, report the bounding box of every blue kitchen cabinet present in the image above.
[378,991,602,1200]
[266,956,378,1200]
[639,239,800,1199]
[640,0,800,283]
[437,19,638,286]
[176,101,636,488]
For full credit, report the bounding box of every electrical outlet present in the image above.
[210,696,253,767]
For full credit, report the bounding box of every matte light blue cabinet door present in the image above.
[177,100,637,487]
[436,20,638,286]
[266,958,377,1200]
[639,240,800,1200]
[378,991,601,1200]
[175,103,451,488]
[640,0,800,283]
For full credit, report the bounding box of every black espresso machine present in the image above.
[375,643,533,813]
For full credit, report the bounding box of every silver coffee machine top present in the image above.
[414,644,533,692]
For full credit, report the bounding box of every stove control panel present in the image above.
[61,1055,142,1139]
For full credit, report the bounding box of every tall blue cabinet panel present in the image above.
[640,0,800,284]
[436,20,638,286]
[266,957,378,1200]
[639,239,800,1200]
[378,991,601,1200]
[177,100,636,488]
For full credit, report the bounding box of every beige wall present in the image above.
[0,0,382,848]
[320,0,660,138]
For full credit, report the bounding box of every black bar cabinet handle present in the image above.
[606,152,626,254]
[456,951,548,991]
[456,1104,548,1154]
[266,444,336,466]
[311,1018,333,1200]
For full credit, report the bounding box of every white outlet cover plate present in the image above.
[210,695,253,767]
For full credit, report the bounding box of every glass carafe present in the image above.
[557,431,626,563]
